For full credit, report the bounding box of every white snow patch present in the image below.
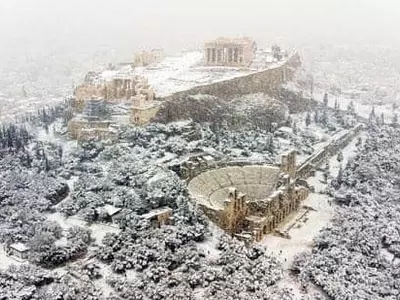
[0,244,26,270]
[89,223,120,245]
[197,223,223,262]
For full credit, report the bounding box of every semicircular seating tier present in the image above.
[188,165,281,210]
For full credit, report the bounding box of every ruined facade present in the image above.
[134,49,165,67]
[68,99,118,142]
[69,76,160,140]
[130,77,159,124]
[74,76,155,112]
[188,150,310,242]
[68,119,118,142]
[280,150,297,179]
[204,37,257,67]
[141,207,173,228]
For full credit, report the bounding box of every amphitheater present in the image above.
[187,152,309,242]
[188,165,282,210]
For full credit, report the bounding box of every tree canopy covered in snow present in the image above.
[293,125,400,299]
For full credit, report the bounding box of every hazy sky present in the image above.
[0,0,399,98]
[1,0,399,57]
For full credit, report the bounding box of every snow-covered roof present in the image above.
[146,172,169,186]
[97,204,122,216]
[203,155,214,162]
[141,207,173,219]
[10,243,30,252]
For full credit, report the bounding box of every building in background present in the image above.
[204,37,257,67]
[134,49,165,67]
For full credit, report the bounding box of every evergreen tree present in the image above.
[305,112,311,128]
[44,153,50,172]
[337,150,343,163]
[292,122,298,135]
[26,152,32,168]
[286,115,293,127]
[369,106,376,122]
[323,159,330,183]
[321,109,328,126]
[381,112,385,124]
[337,164,343,185]
[323,92,329,107]
[267,135,274,152]
[347,101,355,115]
[57,145,63,163]
[356,136,362,147]
[392,113,398,127]
[314,110,319,123]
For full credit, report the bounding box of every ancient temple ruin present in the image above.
[134,49,165,67]
[204,37,257,67]
[188,150,309,242]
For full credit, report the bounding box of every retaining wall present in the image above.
[160,53,303,103]
[297,124,363,178]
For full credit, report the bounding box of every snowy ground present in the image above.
[262,129,362,298]
[0,95,65,123]
[312,89,399,122]
[0,246,27,270]
[197,223,223,262]
[46,212,120,245]
[98,50,292,98]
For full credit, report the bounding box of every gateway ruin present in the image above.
[187,151,309,242]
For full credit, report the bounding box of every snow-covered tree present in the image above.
[305,112,311,128]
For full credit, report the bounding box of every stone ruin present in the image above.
[69,75,159,141]
[141,207,173,229]
[204,37,257,67]
[68,99,118,142]
[74,75,155,112]
[187,150,309,243]
[134,49,165,67]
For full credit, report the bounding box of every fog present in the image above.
[0,0,399,98]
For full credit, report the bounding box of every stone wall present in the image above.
[131,104,161,125]
[280,150,297,179]
[222,188,248,234]
[160,53,301,103]
[68,119,117,141]
[297,124,363,178]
